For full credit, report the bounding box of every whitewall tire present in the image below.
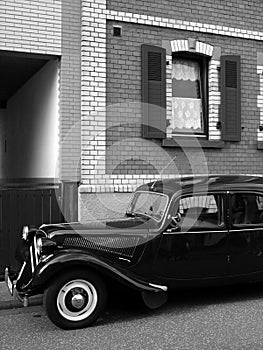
[43,269,107,329]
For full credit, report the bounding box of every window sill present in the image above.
[162,137,225,148]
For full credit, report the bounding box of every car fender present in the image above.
[31,250,167,293]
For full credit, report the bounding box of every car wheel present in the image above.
[43,269,107,329]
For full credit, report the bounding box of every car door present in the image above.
[228,191,263,276]
[153,192,228,281]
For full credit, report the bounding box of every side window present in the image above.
[177,194,224,229]
[231,193,263,225]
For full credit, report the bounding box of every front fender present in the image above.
[28,250,166,294]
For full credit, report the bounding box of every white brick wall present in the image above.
[0,0,61,55]
[105,10,263,41]
[59,0,81,181]
[257,64,263,142]
[166,52,173,138]
[81,0,107,185]
[208,59,221,140]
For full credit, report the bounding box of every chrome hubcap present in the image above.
[71,293,85,309]
[57,279,98,322]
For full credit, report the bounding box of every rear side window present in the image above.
[177,194,224,230]
[231,193,263,225]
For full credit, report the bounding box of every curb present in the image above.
[0,296,43,311]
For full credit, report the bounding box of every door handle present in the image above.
[165,227,179,233]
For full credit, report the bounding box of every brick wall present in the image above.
[0,0,61,55]
[81,0,107,187]
[79,0,263,219]
[60,0,81,181]
[107,0,263,33]
[106,21,263,175]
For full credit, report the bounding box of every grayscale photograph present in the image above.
[1,0,263,349]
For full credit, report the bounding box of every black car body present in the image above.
[5,175,263,329]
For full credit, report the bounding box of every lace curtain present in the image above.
[171,59,204,133]
[172,59,200,81]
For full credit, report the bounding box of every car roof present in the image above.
[136,175,263,196]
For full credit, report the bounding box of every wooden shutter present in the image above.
[141,44,166,138]
[221,55,241,141]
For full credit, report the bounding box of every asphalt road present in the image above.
[1,284,263,350]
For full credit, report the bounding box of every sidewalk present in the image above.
[0,281,42,310]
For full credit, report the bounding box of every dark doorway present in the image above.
[0,51,62,278]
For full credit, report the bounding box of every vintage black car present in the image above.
[5,175,263,329]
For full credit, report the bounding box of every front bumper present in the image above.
[5,265,31,306]
[5,235,40,303]
[5,267,15,296]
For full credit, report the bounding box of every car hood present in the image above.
[39,216,158,264]
[40,215,158,236]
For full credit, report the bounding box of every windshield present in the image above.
[127,191,169,222]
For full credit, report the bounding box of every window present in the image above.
[128,191,168,222]
[231,193,263,225]
[141,44,241,143]
[176,194,224,230]
[171,54,208,136]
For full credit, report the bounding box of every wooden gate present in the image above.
[0,183,64,276]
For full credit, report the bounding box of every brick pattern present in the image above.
[105,9,263,41]
[112,159,158,175]
[170,39,213,56]
[208,58,221,141]
[257,62,263,142]
[107,0,263,34]
[81,1,166,193]
[59,0,81,181]
[0,0,61,55]
[81,0,107,185]
[80,4,263,200]
[106,20,263,177]
[166,52,173,138]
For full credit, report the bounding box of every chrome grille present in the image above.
[63,235,140,258]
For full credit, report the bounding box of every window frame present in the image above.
[127,190,169,223]
[174,192,225,231]
[230,191,263,228]
[171,52,209,138]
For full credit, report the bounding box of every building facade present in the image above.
[0,0,263,229]
[0,0,81,273]
[79,0,263,220]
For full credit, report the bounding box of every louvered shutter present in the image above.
[141,44,166,138]
[221,55,241,141]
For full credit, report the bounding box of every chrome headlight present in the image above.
[36,237,43,255]
[22,226,29,241]
[35,237,57,256]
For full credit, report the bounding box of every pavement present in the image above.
[0,281,42,310]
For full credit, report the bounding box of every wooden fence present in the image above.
[0,183,64,276]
